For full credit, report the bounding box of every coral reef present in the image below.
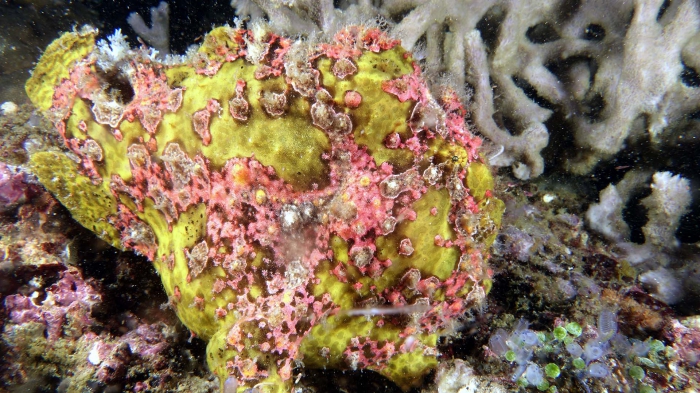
[0,162,30,210]
[431,174,699,393]
[1,1,697,392]
[0,162,216,392]
[232,0,700,179]
[0,101,63,164]
[585,171,697,305]
[485,311,674,392]
[3,266,213,392]
[24,22,503,392]
[427,359,506,393]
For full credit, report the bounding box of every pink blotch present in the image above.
[344,90,362,108]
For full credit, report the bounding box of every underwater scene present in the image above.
[0,1,699,392]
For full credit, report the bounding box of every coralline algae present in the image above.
[25,24,504,392]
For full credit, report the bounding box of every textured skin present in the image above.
[26,25,504,392]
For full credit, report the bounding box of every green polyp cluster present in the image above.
[26,24,504,392]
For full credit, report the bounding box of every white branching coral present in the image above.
[641,171,692,249]
[586,170,652,245]
[231,0,379,36]
[568,0,700,174]
[586,170,691,258]
[586,171,693,304]
[127,1,170,55]
[232,0,700,180]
